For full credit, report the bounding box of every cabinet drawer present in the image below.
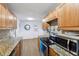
[49,47,59,56]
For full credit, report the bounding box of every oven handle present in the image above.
[42,42,48,48]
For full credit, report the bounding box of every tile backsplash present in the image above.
[0,29,16,40]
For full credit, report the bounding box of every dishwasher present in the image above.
[40,39,48,56]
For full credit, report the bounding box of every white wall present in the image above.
[16,20,45,39]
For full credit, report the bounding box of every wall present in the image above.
[0,20,48,40]
[16,20,45,39]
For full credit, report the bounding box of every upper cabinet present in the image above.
[42,22,50,30]
[44,9,58,22]
[0,4,17,29]
[43,3,79,31]
[57,4,79,31]
[0,4,2,27]
[0,4,6,28]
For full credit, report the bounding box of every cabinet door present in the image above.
[45,10,57,22]
[58,4,68,27]
[49,47,59,56]
[52,10,58,19]
[38,37,40,49]
[1,5,6,28]
[58,4,79,30]
[0,4,17,29]
[8,12,14,28]
[0,4,2,27]
[42,23,50,30]
[13,16,17,29]
[15,41,21,56]
[5,8,10,28]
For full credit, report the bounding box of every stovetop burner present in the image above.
[40,37,55,46]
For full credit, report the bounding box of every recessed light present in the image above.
[42,19,46,22]
[42,18,48,22]
[26,17,35,20]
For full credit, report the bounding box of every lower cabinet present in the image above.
[38,37,40,50]
[49,47,59,56]
[15,41,22,56]
[10,41,22,56]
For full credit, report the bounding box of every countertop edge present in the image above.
[4,39,21,56]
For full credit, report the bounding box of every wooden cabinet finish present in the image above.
[43,3,79,31]
[0,4,2,27]
[44,10,58,22]
[5,8,9,28]
[49,47,59,56]
[58,4,79,31]
[0,4,17,29]
[13,16,17,29]
[38,37,40,50]
[15,41,22,56]
[42,22,50,30]
[1,6,6,28]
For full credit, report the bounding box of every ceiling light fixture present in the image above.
[42,18,48,22]
[26,17,35,20]
[42,19,46,22]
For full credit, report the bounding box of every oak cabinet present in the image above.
[58,4,79,31]
[15,41,21,56]
[44,10,58,22]
[1,4,6,28]
[42,22,50,30]
[0,4,2,27]
[5,8,9,28]
[13,16,17,29]
[49,47,59,56]
[38,37,40,50]
[10,41,22,56]
[0,4,17,29]
[8,12,14,28]
[43,3,79,31]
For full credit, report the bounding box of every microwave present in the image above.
[49,36,68,49]
[56,37,68,49]
[50,36,79,55]
[69,40,79,55]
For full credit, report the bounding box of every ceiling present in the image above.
[7,3,60,21]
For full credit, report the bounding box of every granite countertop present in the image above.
[0,38,21,56]
[49,44,73,56]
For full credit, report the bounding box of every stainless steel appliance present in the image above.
[56,37,68,48]
[51,36,79,56]
[40,37,48,56]
[69,40,79,55]
[40,40,48,56]
[40,37,54,56]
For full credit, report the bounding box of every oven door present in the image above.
[40,40,48,56]
[69,40,77,55]
[56,37,68,48]
[49,36,57,42]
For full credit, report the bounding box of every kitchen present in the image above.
[0,3,79,56]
